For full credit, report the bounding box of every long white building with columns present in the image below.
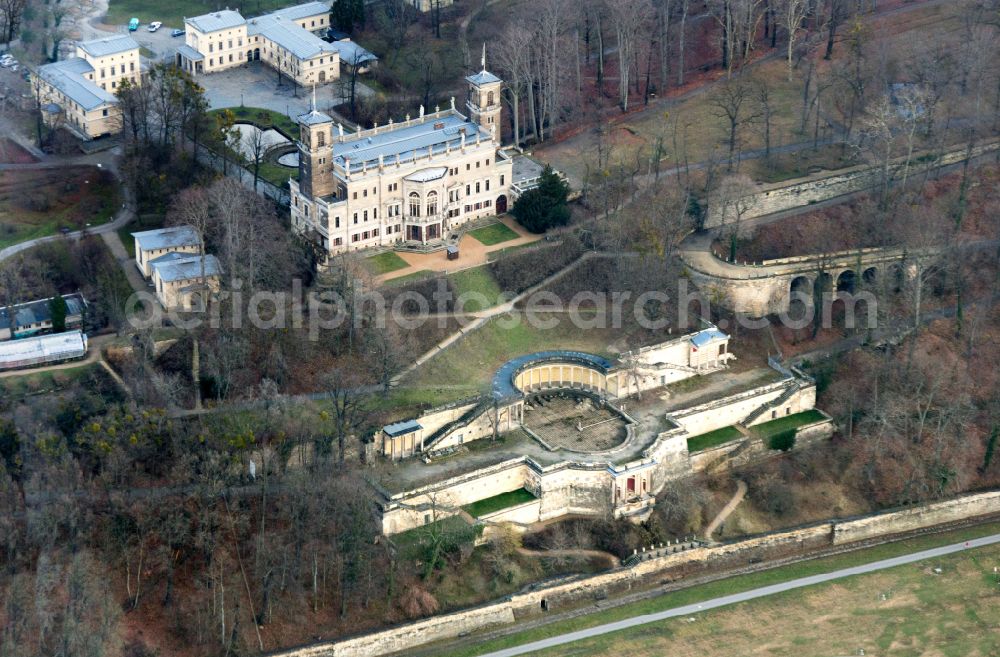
[289,65,512,257]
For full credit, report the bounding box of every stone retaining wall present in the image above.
[705,141,999,227]
[832,490,1000,544]
[274,489,1000,657]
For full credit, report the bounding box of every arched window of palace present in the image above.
[409,192,421,217]
[426,191,438,216]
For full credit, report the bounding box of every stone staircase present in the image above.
[740,380,801,427]
[423,398,493,453]
[705,438,756,474]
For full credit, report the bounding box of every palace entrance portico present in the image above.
[404,221,444,245]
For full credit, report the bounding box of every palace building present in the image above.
[33,34,142,139]
[288,60,512,258]
[176,3,342,87]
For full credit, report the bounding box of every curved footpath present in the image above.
[476,532,1000,657]
[0,153,135,265]
[702,480,747,540]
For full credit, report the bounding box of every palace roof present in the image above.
[77,34,140,58]
[132,225,201,251]
[151,255,222,283]
[466,70,501,86]
[247,14,338,60]
[37,58,117,111]
[185,9,246,33]
[332,112,489,174]
[268,1,331,22]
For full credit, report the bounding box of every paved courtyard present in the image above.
[523,394,628,453]
[376,216,543,282]
[199,62,374,115]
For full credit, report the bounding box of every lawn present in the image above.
[390,515,478,562]
[686,425,743,453]
[468,222,519,246]
[401,312,618,398]
[436,520,1000,657]
[0,167,120,249]
[0,362,120,400]
[449,266,504,313]
[208,106,300,138]
[529,539,1000,657]
[487,241,545,261]
[365,251,411,275]
[382,269,434,287]
[750,409,827,440]
[462,488,537,518]
[257,158,297,188]
[105,0,292,28]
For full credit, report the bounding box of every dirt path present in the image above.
[376,216,542,283]
[100,230,148,294]
[703,480,747,540]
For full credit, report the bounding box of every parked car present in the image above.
[171,28,185,37]
[9,65,17,72]
[128,17,139,31]
[148,21,162,32]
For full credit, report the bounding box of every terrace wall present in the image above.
[277,489,1000,657]
[705,141,1000,227]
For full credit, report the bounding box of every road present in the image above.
[474,532,1000,657]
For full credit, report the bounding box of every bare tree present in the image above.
[494,24,534,146]
[609,0,652,112]
[242,122,269,193]
[0,0,27,43]
[713,174,756,262]
[709,74,761,170]
[780,0,811,80]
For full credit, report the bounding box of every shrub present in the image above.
[489,234,584,293]
[382,276,454,314]
[511,165,571,233]
[769,429,797,452]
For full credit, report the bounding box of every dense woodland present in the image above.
[0,0,999,655]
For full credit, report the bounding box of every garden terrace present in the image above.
[750,410,827,440]
[462,488,537,518]
[687,426,743,453]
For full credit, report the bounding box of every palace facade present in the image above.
[34,34,142,139]
[176,3,341,87]
[289,66,511,257]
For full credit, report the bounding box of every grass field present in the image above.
[105,0,292,28]
[532,540,1000,657]
[468,222,519,246]
[750,409,827,439]
[208,106,299,139]
[382,269,434,286]
[0,167,120,249]
[401,313,618,400]
[0,363,106,398]
[449,266,504,313]
[365,251,410,275]
[437,521,1000,657]
[686,425,743,452]
[462,488,537,518]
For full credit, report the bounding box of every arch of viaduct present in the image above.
[680,241,923,317]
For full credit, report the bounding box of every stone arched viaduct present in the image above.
[680,236,922,316]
